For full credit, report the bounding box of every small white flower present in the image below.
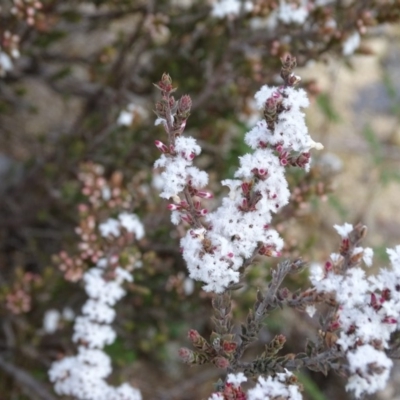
[333,223,353,239]
[43,309,61,333]
[343,32,361,56]
[227,372,247,388]
[117,110,134,126]
[118,212,145,239]
[99,218,120,237]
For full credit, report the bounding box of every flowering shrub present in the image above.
[150,58,400,399]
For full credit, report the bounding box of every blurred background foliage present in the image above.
[1,0,400,399]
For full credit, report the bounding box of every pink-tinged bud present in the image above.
[325,261,332,271]
[280,158,288,166]
[167,204,179,211]
[154,140,169,153]
[275,251,282,257]
[188,152,195,160]
[199,209,208,216]
[188,329,201,342]
[169,145,175,153]
[242,198,248,208]
[222,341,237,353]
[272,91,281,99]
[276,145,283,153]
[213,356,230,369]
[329,321,341,330]
[258,168,267,176]
[194,200,201,209]
[227,252,234,258]
[178,95,192,116]
[263,224,269,229]
[259,140,267,148]
[197,191,213,199]
[383,317,397,324]
[78,204,88,212]
[382,288,391,301]
[241,182,250,195]
[181,214,193,223]
[179,347,195,364]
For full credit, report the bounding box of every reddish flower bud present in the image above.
[383,317,397,324]
[222,341,237,353]
[197,191,213,199]
[213,356,230,369]
[325,261,332,271]
[178,347,195,364]
[188,329,201,342]
[154,140,169,153]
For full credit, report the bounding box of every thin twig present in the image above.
[0,356,56,400]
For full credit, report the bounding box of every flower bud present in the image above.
[154,140,169,153]
[213,356,230,369]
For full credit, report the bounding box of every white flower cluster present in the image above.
[342,32,361,56]
[211,0,310,25]
[117,103,148,127]
[99,212,145,240]
[310,223,400,398]
[0,48,14,77]
[208,371,302,399]
[154,136,208,200]
[175,84,321,293]
[49,214,144,400]
[278,0,309,25]
[247,370,302,400]
[211,0,253,19]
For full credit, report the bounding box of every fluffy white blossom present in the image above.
[119,212,145,239]
[99,213,145,239]
[278,0,309,25]
[0,49,13,77]
[99,218,120,237]
[43,309,61,333]
[49,223,144,400]
[346,345,392,397]
[117,103,147,126]
[342,32,361,56]
[333,222,353,238]
[227,372,247,387]
[211,0,253,19]
[247,370,302,400]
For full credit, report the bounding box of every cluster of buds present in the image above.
[53,162,142,282]
[0,30,20,77]
[288,168,333,214]
[2,270,41,314]
[154,73,192,140]
[11,0,43,26]
[179,329,237,369]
